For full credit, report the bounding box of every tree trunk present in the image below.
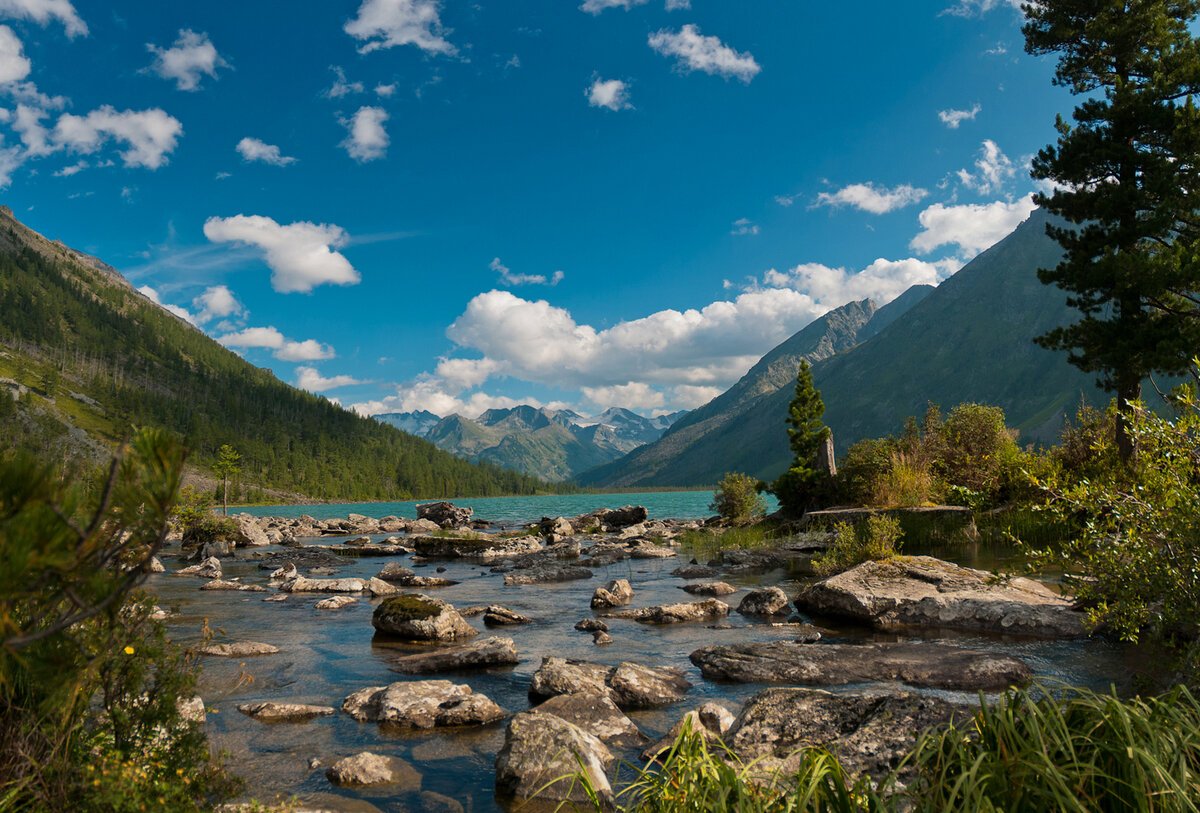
[222,476,228,517]
[1115,373,1140,465]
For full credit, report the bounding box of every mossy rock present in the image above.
[376,594,442,621]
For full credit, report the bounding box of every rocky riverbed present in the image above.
[147,502,1137,812]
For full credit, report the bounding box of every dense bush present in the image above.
[174,485,236,549]
[0,429,238,810]
[709,472,767,523]
[812,515,903,576]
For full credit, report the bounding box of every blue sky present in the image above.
[0,0,1065,417]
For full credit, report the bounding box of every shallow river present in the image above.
[148,498,1135,812]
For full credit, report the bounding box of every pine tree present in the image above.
[212,444,241,516]
[771,360,831,516]
[1024,0,1200,462]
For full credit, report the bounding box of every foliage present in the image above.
[212,444,241,516]
[678,524,779,564]
[837,437,897,506]
[0,237,546,500]
[812,515,903,577]
[936,403,1022,496]
[173,486,236,549]
[1022,377,1200,654]
[1024,0,1200,460]
[872,452,937,508]
[0,429,238,811]
[709,472,767,523]
[770,361,832,516]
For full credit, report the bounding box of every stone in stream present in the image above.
[681,581,737,596]
[372,595,476,642]
[147,556,165,573]
[411,534,543,562]
[315,595,357,610]
[725,687,964,780]
[531,692,643,745]
[539,516,575,540]
[529,656,691,709]
[590,578,634,609]
[389,637,519,674]
[495,712,614,806]
[280,575,369,593]
[199,579,268,592]
[593,631,613,646]
[689,641,1032,691]
[325,751,422,789]
[421,791,465,813]
[342,680,504,729]
[609,598,731,624]
[376,562,415,581]
[574,617,608,632]
[503,565,592,585]
[796,555,1087,637]
[232,514,271,548]
[417,501,473,528]
[482,606,531,626]
[175,556,221,579]
[672,564,719,579]
[627,542,678,559]
[200,641,279,657]
[237,702,336,722]
[736,586,792,616]
[642,702,736,760]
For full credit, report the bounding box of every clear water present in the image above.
[150,498,1135,812]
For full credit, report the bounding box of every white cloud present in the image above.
[145,29,227,92]
[581,0,647,13]
[760,257,960,307]
[191,284,243,324]
[582,382,665,411]
[774,194,797,207]
[956,139,1016,194]
[434,357,502,389]
[587,77,631,111]
[137,285,195,324]
[324,65,363,99]
[671,384,720,408]
[218,326,336,362]
[910,195,1036,256]
[0,0,86,37]
[648,25,760,82]
[236,136,297,166]
[0,25,30,84]
[374,82,397,97]
[53,106,183,169]
[203,214,361,293]
[344,0,456,56]
[815,182,929,214]
[730,217,759,236]
[297,366,360,393]
[938,103,980,129]
[491,257,564,287]
[52,158,85,176]
[340,106,389,162]
[942,0,1023,16]
[352,380,536,418]
[665,0,691,9]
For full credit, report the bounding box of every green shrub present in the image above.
[709,472,767,523]
[174,485,236,549]
[837,437,898,506]
[872,452,938,508]
[812,515,903,576]
[936,403,1022,500]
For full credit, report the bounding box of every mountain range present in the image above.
[578,208,1109,488]
[0,207,545,501]
[376,405,684,481]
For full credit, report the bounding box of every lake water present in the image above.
[150,500,1133,812]
[238,490,773,526]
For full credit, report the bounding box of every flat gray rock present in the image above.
[389,637,518,674]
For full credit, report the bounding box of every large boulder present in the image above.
[389,637,519,674]
[610,598,730,624]
[482,606,531,626]
[280,575,368,593]
[596,505,648,530]
[411,535,542,562]
[232,514,270,547]
[200,641,279,657]
[237,702,335,722]
[325,751,422,789]
[725,687,963,780]
[199,579,268,592]
[539,516,575,540]
[737,587,791,616]
[372,595,476,642]
[342,680,504,729]
[643,702,736,760]
[416,501,473,529]
[590,578,634,609]
[530,692,643,746]
[690,642,1032,691]
[495,712,614,806]
[504,565,592,585]
[681,581,737,596]
[529,657,691,709]
[175,556,222,579]
[796,556,1086,637]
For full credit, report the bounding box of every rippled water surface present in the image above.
[149,498,1135,812]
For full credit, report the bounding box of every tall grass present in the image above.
[573,684,1200,813]
[677,524,778,563]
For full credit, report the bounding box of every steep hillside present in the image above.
[0,207,545,500]
[580,208,1104,488]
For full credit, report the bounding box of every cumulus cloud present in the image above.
[942,0,1023,16]
[910,195,1036,256]
[730,217,759,236]
[587,77,631,111]
[137,285,195,324]
[582,382,665,411]
[956,139,1016,194]
[324,65,363,99]
[760,257,960,307]
[491,257,564,287]
[53,106,183,169]
[671,384,720,409]
[434,356,503,389]
[0,25,30,84]
[217,326,336,362]
[648,25,760,82]
[815,182,928,214]
[344,0,457,56]
[236,136,296,166]
[375,82,397,97]
[352,380,536,418]
[340,106,389,162]
[0,0,87,37]
[580,0,647,13]
[191,284,243,324]
[145,29,228,91]
[297,366,360,393]
[938,103,980,129]
[203,214,361,293]
[665,0,691,9]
